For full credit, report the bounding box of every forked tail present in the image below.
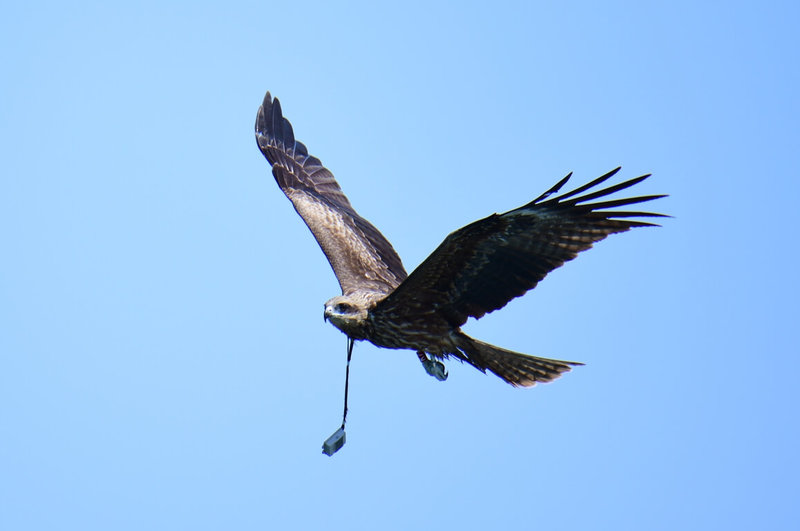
[453,333,583,387]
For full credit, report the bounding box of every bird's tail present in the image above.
[453,333,583,387]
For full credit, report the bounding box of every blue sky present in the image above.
[2,1,798,529]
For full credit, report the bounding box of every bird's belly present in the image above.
[365,316,453,355]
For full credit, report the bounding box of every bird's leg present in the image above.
[417,351,448,381]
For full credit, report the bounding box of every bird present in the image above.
[254,91,666,388]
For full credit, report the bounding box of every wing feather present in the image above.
[373,170,666,327]
[255,92,407,295]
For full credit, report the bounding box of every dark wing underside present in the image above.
[372,168,667,328]
[255,92,407,295]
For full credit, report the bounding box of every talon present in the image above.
[427,360,448,381]
[417,352,448,381]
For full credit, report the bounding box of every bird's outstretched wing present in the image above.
[255,92,407,295]
[372,168,666,327]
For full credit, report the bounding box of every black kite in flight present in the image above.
[255,92,665,388]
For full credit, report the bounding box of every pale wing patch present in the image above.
[286,189,398,295]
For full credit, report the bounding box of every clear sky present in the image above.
[2,1,798,530]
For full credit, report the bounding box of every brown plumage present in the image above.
[255,91,666,387]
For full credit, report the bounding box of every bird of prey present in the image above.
[255,91,665,388]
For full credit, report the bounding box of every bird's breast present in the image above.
[364,311,452,354]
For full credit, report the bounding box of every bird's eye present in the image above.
[335,303,352,313]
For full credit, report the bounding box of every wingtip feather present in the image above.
[531,172,573,204]
[547,166,623,204]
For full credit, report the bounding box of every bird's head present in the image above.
[323,294,369,336]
